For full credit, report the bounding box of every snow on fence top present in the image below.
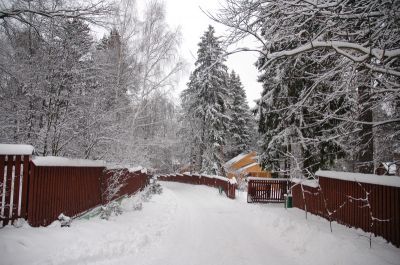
[316,170,400,188]
[0,144,35,155]
[291,178,319,188]
[161,173,237,184]
[106,164,147,174]
[248,177,291,182]
[32,156,105,168]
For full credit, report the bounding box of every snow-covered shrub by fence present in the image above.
[100,168,150,219]
[157,173,237,199]
[102,168,149,204]
[291,170,400,247]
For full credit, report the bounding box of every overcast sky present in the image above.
[164,0,262,107]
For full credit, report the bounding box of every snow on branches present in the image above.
[212,0,400,174]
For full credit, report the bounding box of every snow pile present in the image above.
[32,156,105,167]
[316,170,400,188]
[0,144,35,155]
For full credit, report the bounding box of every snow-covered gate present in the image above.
[247,178,290,203]
[292,171,400,248]
[0,153,31,226]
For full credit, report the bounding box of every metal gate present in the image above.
[247,178,290,203]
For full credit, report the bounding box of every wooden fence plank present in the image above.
[20,155,30,220]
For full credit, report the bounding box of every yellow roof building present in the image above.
[224,151,271,179]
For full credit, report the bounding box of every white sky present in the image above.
[164,0,263,107]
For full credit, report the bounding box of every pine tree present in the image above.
[225,70,254,159]
[181,25,231,175]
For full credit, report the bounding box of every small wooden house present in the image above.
[224,151,271,179]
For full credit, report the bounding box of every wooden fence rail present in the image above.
[158,174,236,199]
[0,153,150,227]
[292,172,400,247]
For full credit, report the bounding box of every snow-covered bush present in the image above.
[140,179,163,202]
[58,213,72,227]
[100,169,127,220]
[100,201,123,220]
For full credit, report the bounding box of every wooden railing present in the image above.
[157,173,237,199]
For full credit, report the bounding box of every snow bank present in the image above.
[316,170,400,188]
[291,178,319,188]
[0,144,34,155]
[32,156,105,167]
[1,182,399,265]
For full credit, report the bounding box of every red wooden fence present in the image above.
[0,151,150,227]
[158,174,236,199]
[28,163,104,227]
[247,178,290,203]
[292,173,400,247]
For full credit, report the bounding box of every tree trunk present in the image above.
[357,85,374,173]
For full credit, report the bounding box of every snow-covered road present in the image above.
[1,182,399,265]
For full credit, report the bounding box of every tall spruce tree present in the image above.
[181,25,230,175]
[225,70,254,159]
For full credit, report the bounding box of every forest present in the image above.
[1,0,399,176]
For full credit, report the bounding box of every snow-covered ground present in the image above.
[1,182,399,265]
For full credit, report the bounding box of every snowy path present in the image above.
[1,182,399,265]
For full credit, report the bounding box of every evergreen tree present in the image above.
[181,25,230,175]
[225,70,254,159]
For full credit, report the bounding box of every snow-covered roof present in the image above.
[32,156,105,167]
[224,152,249,167]
[381,162,397,175]
[0,144,35,155]
[237,162,259,173]
[316,170,400,188]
